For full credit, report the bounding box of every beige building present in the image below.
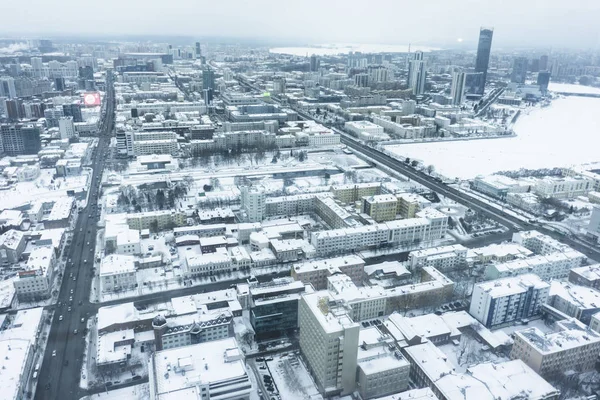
[126,210,185,231]
[331,182,381,205]
[511,318,600,379]
[396,193,427,219]
[361,194,398,222]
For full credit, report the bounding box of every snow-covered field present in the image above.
[385,96,600,179]
[0,168,90,209]
[266,352,321,400]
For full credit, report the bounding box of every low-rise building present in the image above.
[534,176,594,199]
[408,244,468,271]
[467,242,533,264]
[569,264,600,289]
[100,254,137,293]
[511,318,600,379]
[356,326,410,399]
[291,255,365,290]
[116,229,141,255]
[13,246,56,301]
[126,210,185,231]
[396,193,429,219]
[484,251,585,281]
[185,251,232,277]
[0,229,26,264]
[469,274,550,328]
[547,281,600,324]
[148,338,252,400]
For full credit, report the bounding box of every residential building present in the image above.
[116,229,141,255]
[185,251,232,277]
[396,193,428,218]
[450,69,466,105]
[511,57,529,84]
[126,210,185,231]
[0,308,44,400]
[240,185,266,222]
[403,341,455,392]
[512,230,574,255]
[547,281,600,324]
[469,274,550,328]
[298,291,360,396]
[569,264,600,289]
[361,194,398,222]
[0,229,26,264]
[292,255,365,290]
[13,246,56,301]
[356,326,410,399]
[511,318,600,379]
[332,182,381,204]
[100,254,137,293]
[484,251,585,281]
[0,123,42,156]
[408,245,468,271]
[147,338,252,400]
[58,116,75,139]
[588,206,600,243]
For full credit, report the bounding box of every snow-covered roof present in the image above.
[370,388,437,400]
[302,290,358,334]
[293,254,364,274]
[570,264,600,281]
[474,274,549,298]
[150,338,249,397]
[549,281,600,310]
[515,318,600,354]
[404,341,455,382]
[100,254,136,276]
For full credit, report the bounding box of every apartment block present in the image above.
[13,246,56,301]
[469,274,550,328]
[484,251,585,281]
[361,194,398,222]
[408,244,468,271]
[331,182,381,205]
[547,281,600,324]
[569,264,600,289]
[511,318,600,379]
[126,210,185,231]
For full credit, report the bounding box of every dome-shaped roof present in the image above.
[152,314,167,326]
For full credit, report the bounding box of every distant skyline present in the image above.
[1,0,599,49]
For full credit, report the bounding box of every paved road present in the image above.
[35,71,115,400]
[342,135,600,260]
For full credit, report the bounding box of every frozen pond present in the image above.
[386,96,600,179]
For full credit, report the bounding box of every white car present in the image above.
[59,315,63,321]
[52,350,56,357]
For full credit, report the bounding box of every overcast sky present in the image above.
[1,0,599,49]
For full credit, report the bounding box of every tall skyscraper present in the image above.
[0,77,16,99]
[408,51,426,95]
[202,67,215,90]
[408,52,426,95]
[511,57,528,84]
[0,123,42,155]
[31,57,44,78]
[195,42,202,59]
[474,27,494,95]
[537,71,551,93]
[451,69,467,105]
[310,54,320,72]
[539,55,549,71]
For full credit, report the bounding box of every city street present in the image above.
[34,72,115,400]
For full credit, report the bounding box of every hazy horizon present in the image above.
[1,0,599,50]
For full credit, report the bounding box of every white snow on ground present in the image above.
[79,383,150,400]
[384,97,600,179]
[266,352,321,400]
[0,168,91,209]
